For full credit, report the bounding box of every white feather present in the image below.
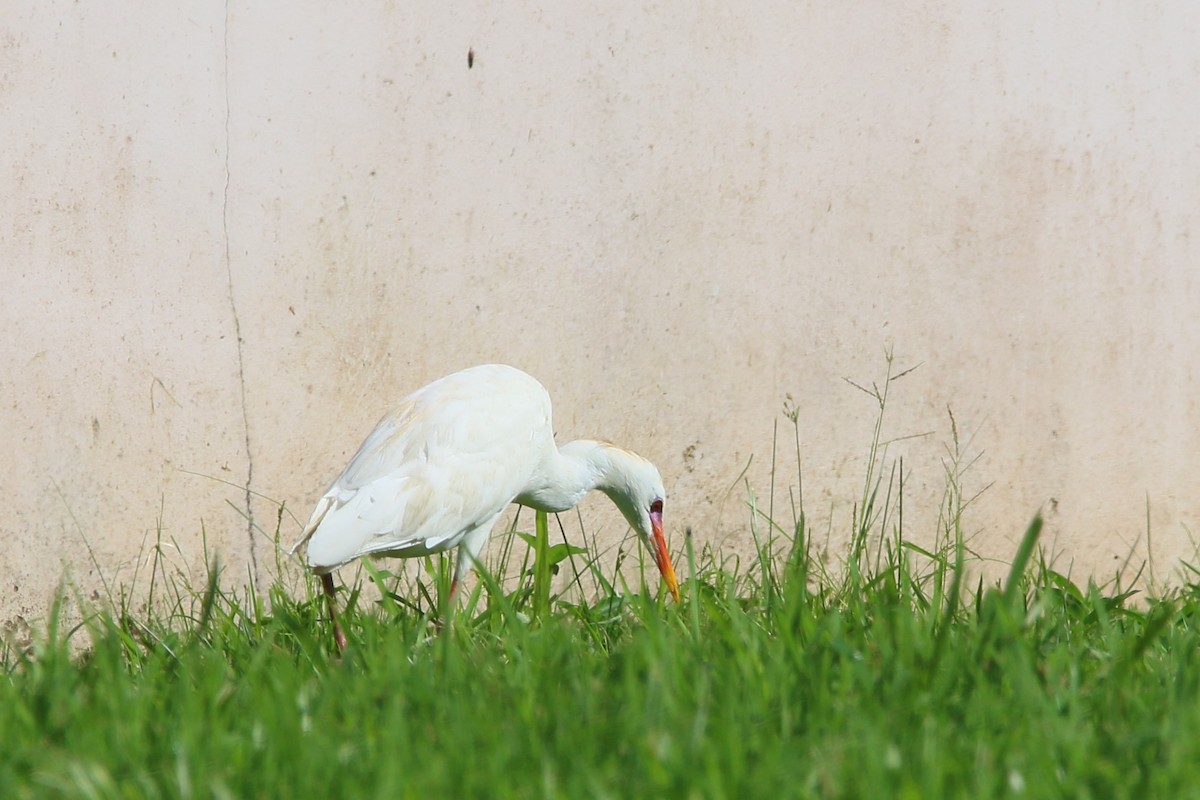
[293,365,551,573]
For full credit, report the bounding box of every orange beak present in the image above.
[650,509,680,602]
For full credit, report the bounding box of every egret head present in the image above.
[598,449,680,602]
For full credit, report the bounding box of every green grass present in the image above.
[5,360,1200,798]
[7,514,1200,799]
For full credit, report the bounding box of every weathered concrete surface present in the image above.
[3,2,1198,621]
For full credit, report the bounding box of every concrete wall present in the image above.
[4,1,1198,622]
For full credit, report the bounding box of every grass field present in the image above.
[5,502,1200,798]
[5,371,1199,798]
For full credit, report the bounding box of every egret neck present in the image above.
[515,439,680,600]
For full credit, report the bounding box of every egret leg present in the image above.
[321,573,348,653]
[446,514,501,610]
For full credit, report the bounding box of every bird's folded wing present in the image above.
[290,364,554,568]
[297,445,541,570]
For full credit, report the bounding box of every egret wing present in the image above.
[292,364,555,570]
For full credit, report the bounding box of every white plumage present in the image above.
[292,364,679,649]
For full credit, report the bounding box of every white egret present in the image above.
[291,363,680,650]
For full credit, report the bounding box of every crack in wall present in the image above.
[221,0,259,583]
